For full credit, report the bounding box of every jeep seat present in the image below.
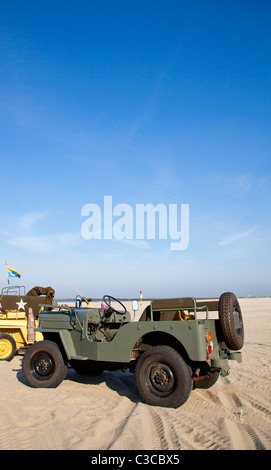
[138,306,151,321]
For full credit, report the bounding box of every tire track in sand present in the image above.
[186,380,268,450]
[0,399,64,450]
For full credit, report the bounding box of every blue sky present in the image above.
[0,0,270,298]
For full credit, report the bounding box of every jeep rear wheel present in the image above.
[218,292,244,350]
[135,345,192,408]
[22,340,67,388]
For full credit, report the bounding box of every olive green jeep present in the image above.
[22,292,244,408]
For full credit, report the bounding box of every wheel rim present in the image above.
[30,352,55,380]
[0,338,12,359]
[146,361,175,395]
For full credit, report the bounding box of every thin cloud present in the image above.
[18,211,49,231]
[218,229,253,246]
[7,233,81,254]
[118,239,150,249]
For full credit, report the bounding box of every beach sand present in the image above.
[0,297,270,450]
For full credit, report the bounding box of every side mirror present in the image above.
[76,295,82,308]
[132,300,139,312]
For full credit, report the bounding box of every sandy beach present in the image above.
[0,296,270,451]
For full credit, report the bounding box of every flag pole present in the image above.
[4,258,89,303]
[5,259,9,285]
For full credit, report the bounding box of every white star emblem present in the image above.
[16,299,27,311]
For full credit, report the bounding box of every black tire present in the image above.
[70,359,103,376]
[22,340,68,388]
[0,333,16,361]
[193,371,220,389]
[135,345,193,408]
[218,292,244,351]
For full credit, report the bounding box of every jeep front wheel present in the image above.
[135,345,192,408]
[0,333,16,361]
[22,340,67,388]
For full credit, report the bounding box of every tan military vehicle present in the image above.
[0,285,55,361]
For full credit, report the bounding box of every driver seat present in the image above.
[138,306,151,321]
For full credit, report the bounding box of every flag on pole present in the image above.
[6,267,21,279]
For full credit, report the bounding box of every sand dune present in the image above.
[0,297,270,450]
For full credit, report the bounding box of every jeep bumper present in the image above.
[211,351,242,376]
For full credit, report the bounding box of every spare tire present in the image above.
[218,292,244,350]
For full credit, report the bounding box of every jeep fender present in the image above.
[42,330,86,361]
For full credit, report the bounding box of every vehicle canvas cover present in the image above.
[0,286,55,318]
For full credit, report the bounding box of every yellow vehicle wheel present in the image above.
[0,334,17,361]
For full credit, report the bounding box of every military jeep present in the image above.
[22,292,244,408]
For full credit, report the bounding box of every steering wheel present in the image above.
[103,295,127,315]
